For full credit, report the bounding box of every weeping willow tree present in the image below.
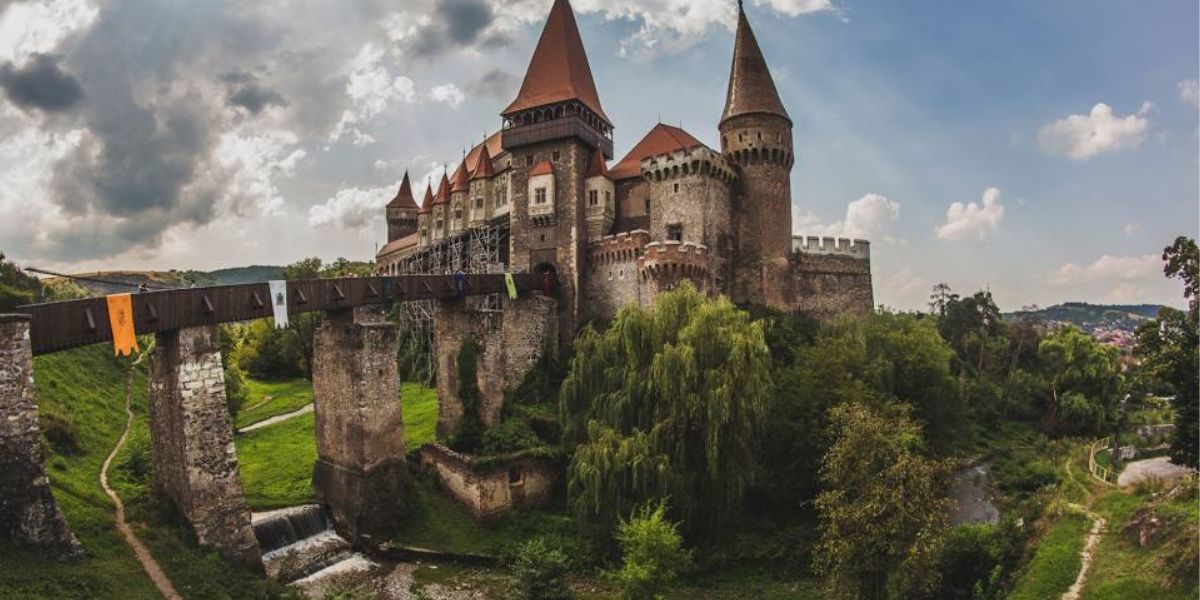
[560,283,771,541]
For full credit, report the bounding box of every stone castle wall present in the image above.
[0,315,80,558]
[419,444,557,521]
[788,243,873,319]
[583,230,649,321]
[638,241,713,307]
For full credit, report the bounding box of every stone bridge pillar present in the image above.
[434,295,558,437]
[312,307,409,541]
[149,324,260,568]
[0,314,81,557]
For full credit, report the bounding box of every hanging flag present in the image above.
[105,293,139,357]
[269,280,289,328]
[504,272,518,300]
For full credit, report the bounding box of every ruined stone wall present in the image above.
[433,295,557,437]
[311,307,409,541]
[0,315,80,557]
[583,230,649,321]
[150,325,260,567]
[788,250,873,319]
[419,444,557,521]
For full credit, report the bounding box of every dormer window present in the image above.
[535,188,547,205]
[668,224,682,241]
[552,150,561,162]
[526,155,534,167]
[475,197,484,209]
[605,191,611,205]
[435,219,443,229]
[588,190,598,206]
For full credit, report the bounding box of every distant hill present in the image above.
[1005,302,1167,347]
[45,265,285,296]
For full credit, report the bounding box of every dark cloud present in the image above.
[410,0,500,57]
[467,68,518,100]
[0,54,84,113]
[221,70,288,114]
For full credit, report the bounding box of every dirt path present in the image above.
[237,403,314,434]
[100,367,182,600]
[1060,505,1106,600]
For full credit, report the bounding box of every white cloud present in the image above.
[1036,102,1152,159]
[935,187,1005,241]
[213,129,306,217]
[1179,79,1199,108]
[793,193,899,240]
[1047,253,1160,285]
[880,266,929,310]
[0,0,98,64]
[1123,223,1140,236]
[329,43,416,144]
[429,83,465,108]
[308,184,394,230]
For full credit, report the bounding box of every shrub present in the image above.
[482,419,543,455]
[40,411,81,456]
[609,502,692,600]
[509,537,573,600]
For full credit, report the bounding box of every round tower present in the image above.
[720,2,794,308]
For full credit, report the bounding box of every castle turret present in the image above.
[469,142,495,227]
[386,172,420,243]
[583,146,614,239]
[720,2,794,308]
[431,171,450,242]
[448,161,470,234]
[417,184,434,247]
[501,0,613,345]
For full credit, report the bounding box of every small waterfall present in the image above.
[251,505,378,585]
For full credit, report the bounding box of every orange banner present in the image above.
[105,293,139,357]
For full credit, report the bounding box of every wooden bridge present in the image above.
[15,272,546,355]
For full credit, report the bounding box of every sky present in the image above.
[0,0,1196,312]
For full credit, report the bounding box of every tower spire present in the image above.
[721,4,790,125]
[502,0,609,124]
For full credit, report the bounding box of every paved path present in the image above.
[237,403,314,434]
[1117,456,1194,489]
[101,367,182,600]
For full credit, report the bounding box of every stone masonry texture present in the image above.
[150,324,261,568]
[311,307,410,542]
[0,314,82,558]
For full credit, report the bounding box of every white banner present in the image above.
[269,280,289,328]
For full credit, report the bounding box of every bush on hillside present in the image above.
[509,537,573,600]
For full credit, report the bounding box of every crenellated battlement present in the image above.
[638,240,712,281]
[793,236,871,259]
[639,146,737,184]
[587,229,651,265]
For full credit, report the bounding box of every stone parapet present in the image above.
[150,324,260,567]
[638,240,713,280]
[0,314,81,558]
[312,307,410,542]
[639,146,737,183]
[793,235,871,259]
[586,229,650,265]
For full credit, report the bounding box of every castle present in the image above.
[375,0,873,330]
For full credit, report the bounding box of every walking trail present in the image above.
[237,402,314,433]
[1060,503,1106,600]
[100,362,182,600]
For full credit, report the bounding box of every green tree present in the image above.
[1135,236,1199,467]
[813,402,951,600]
[609,502,692,600]
[561,284,771,540]
[0,252,43,309]
[510,537,573,600]
[1037,326,1121,435]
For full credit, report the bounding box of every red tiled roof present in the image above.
[432,172,451,206]
[722,4,789,125]
[502,0,609,124]
[377,232,419,257]
[465,132,503,175]
[584,146,610,179]
[418,184,434,214]
[449,161,470,193]
[471,142,495,180]
[386,171,419,210]
[610,124,706,180]
[529,160,554,177]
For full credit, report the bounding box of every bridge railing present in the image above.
[16,273,544,356]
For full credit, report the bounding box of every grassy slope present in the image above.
[1007,512,1090,600]
[235,379,314,429]
[0,346,161,599]
[235,380,437,510]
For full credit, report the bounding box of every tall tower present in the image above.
[386,171,420,242]
[501,0,613,343]
[720,2,794,308]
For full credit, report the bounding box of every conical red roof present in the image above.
[419,184,434,214]
[471,143,495,180]
[721,4,790,125]
[432,172,451,206]
[502,0,609,124]
[387,171,419,210]
[449,161,470,193]
[610,124,705,180]
[584,146,610,179]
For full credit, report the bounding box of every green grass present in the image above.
[1007,512,1091,600]
[234,379,314,429]
[234,381,438,510]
